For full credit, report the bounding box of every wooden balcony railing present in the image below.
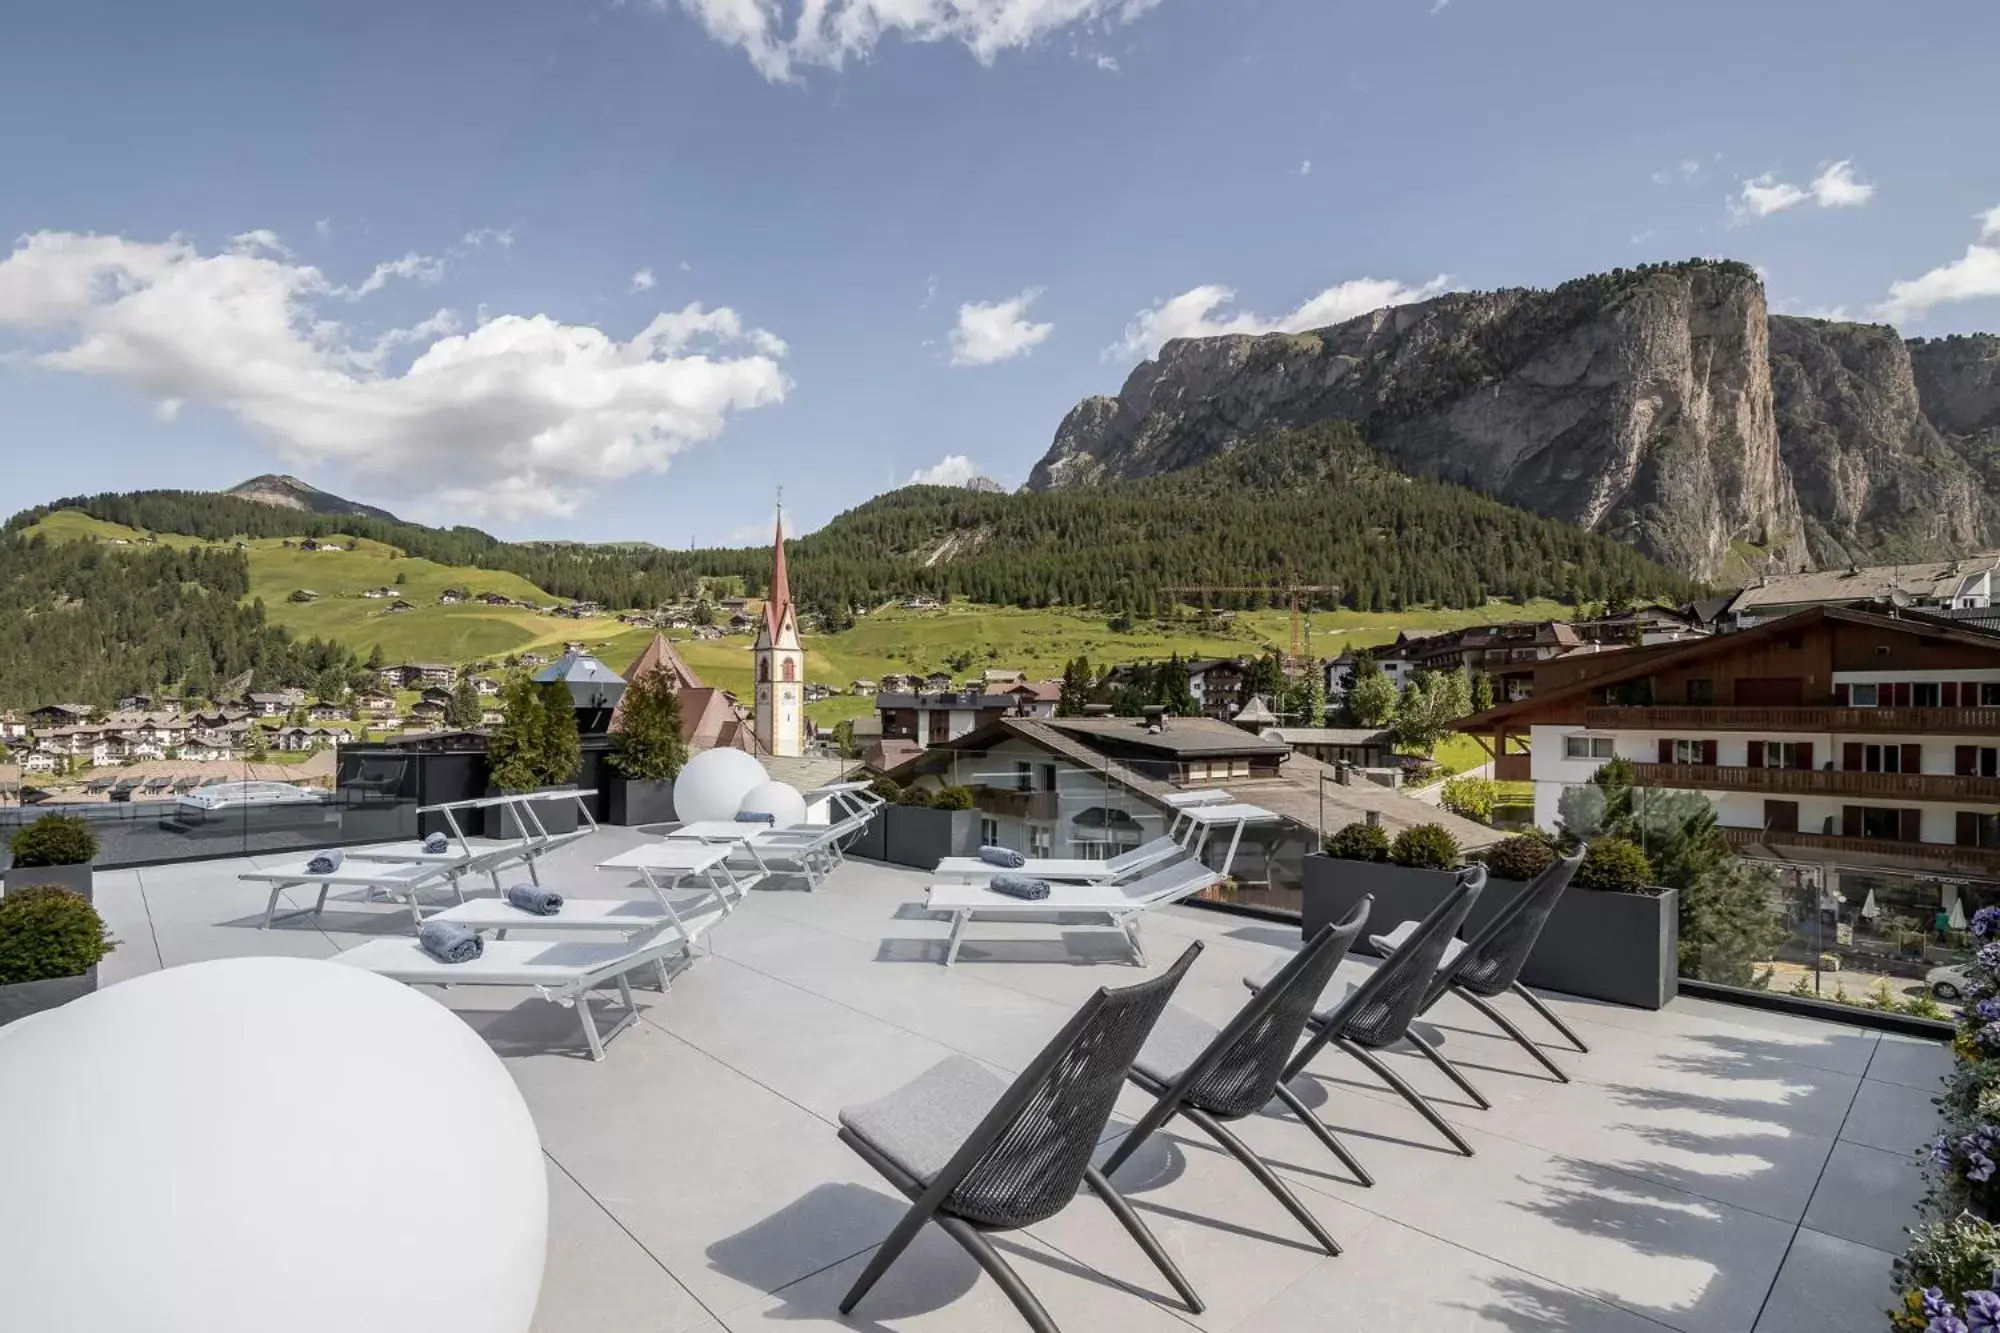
[1720,826,2000,876]
[1585,705,2000,735]
[1634,762,2000,803]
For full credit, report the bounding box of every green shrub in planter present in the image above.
[896,786,934,808]
[1389,823,1460,870]
[1480,832,1557,882]
[607,663,688,782]
[868,776,903,803]
[932,785,974,812]
[1323,821,1389,863]
[0,886,115,984]
[1574,836,1656,894]
[8,814,99,868]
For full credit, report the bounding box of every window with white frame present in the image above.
[1672,739,1705,764]
[1027,823,1053,858]
[1757,741,1807,769]
[1850,683,1879,706]
[979,817,1000,846]
[1564,735,1615,761]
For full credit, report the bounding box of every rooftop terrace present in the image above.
[91,829,1941,1332]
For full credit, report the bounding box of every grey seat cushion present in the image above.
[1131,1004,1222,1086]
[839,1055,1010,1185]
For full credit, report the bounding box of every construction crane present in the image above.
[1162,584,1340,663]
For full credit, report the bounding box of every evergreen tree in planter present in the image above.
[484,676,583,836]
[1323,821,1389,863]
[606,665,688,825]
[5,814,99,898]
[1389,823,1460,869]
[0,886,116,1023]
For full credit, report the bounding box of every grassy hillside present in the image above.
[21,506,1575,725]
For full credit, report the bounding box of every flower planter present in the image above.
[482,786,581,839]
[605,777,675,828]
[2,862,94,903]
[1302,854,1679,1011]
[0,964,96,1027]
[847,809,887,862]
[882,806,977,870]
[1300,855,1461,950]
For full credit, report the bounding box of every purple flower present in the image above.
[1977,999,2000,1023]
[1979,942,2000,972]
[1970,1152,1995,1184]
[1937,1317,1974,1333]
[1975,906,2000,939]
[1932,1289,1960,1316]
[1965,1289,2000,1331]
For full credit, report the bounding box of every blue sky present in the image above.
[1,0,1997,546]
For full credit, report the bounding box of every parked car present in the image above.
[1929,962,1975,1002]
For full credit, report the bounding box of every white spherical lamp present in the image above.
[672,747,768,824]
[737,780,808,830]
[0,957,547,1333]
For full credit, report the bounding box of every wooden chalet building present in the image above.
[1459,605,2000,882]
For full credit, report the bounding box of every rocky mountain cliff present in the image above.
[1030,262,2000,582]
[224,474,398,523]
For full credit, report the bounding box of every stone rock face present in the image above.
[1767,318,1987,566]
[1031,263,2000,582]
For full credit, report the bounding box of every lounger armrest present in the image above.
[1368,919,1421,955]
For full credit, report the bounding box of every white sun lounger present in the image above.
[664,821,845,889]
[331,921,696,1061]
[430,842,739,940]
[596,840,760,913]
[922,859,1224,966]
[346,834,539,895]
[241,857,467,930]
[932,835,1183,885]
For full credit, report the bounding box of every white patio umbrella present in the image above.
[1950,894,1969,931]
[1860,888,1879,921]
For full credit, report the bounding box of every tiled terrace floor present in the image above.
[92,828,1945,1332]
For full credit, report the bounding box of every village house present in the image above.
[361,586,397,599]
[0,712,29,742]
[178,740,234,763]
[29,703,92,728]
[307,703,351,723]
[1184,658,1249,719]
[18,750,59,773]
[1004,680,1063,719]
[354,692,396,713]
[479,709,505,727]
[691,626,725,642]
[245,693,293,718]
[379,662,456,689]
[419,686,455,707]
[274,725,353,752]
[517,652,551,667]
[920,671,955,693]
[850,679,878,696]
[472,677,500,696]
[410,700,447,721]
[438,588,465,605]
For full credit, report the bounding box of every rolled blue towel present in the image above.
[979,845,1026,868]
[988,873,1051,901]
[422,832,449,854]
[418,920,483,964]
[734,810,776,824]
[306,848,343,875]
[505,883,564,916]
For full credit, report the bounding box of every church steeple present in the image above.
[751,499,804,756]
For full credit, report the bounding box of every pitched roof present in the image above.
[761,512,796,645]
[1261,727,1394,747]
[1035,715,1291,758]
[1727,554,2000,613]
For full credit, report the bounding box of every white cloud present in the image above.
[630,267,657,293]
[1094,53,1119,72]
[679,259,693,272]
[1106,274,1453,362]
[0,230,789,520]
[314,219,333,241]
[459,228,514,251]
[722,507,818,547]
[670,0,1164,80]
[154,397,184,422]
[1730,159,1876,223]
[1296,159,1312,177]
[350,251,446,297]
[947,288,1053,366]
[919,273,939,310]
[1430,0,1449,12]
[1809,160,1876,208]
[1653,157,1705,185]
[906,454,981,487]
[1630,229,1659,246]
[1877,205,2000,323]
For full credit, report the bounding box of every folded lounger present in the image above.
[931,835,1183,885]
[595,840,759,913]
[240,857,468,930]
[923,859,1223,967]
[663,821,844,890]
[332,920,697,1061]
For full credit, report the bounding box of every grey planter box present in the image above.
[882,806,977,869]
[3,862,94,903]
[606,777,675,828]
[1301,854,1679,1011]
[847,810,887,862]
[1301,856,1459,949]
[483,787,581,839]
[0,964,96,1026]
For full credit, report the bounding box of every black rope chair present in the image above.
[1102,899,1376,1257]
[838,942,1205,1333]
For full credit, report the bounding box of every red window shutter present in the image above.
[1657,738,1673,764]
[1959,746,1979,776]
[1894,682,1912,707]
[1842,805,1862,837]
[1902,743,1922,773]
[1901,808,1922,842]
[1946,682,1961,707]
[1701,739,1718,766]
[1795,742,1813,770]
[1833,683,1850,705]
[1746,741,1764,768]
[1843,742,1864,771]
[1961,812,1981,846]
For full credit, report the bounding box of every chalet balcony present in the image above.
[967,786,1060,821]
[1585,704,2000,735]
[1720,825,2000,877]
[1634,761,2000,803]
